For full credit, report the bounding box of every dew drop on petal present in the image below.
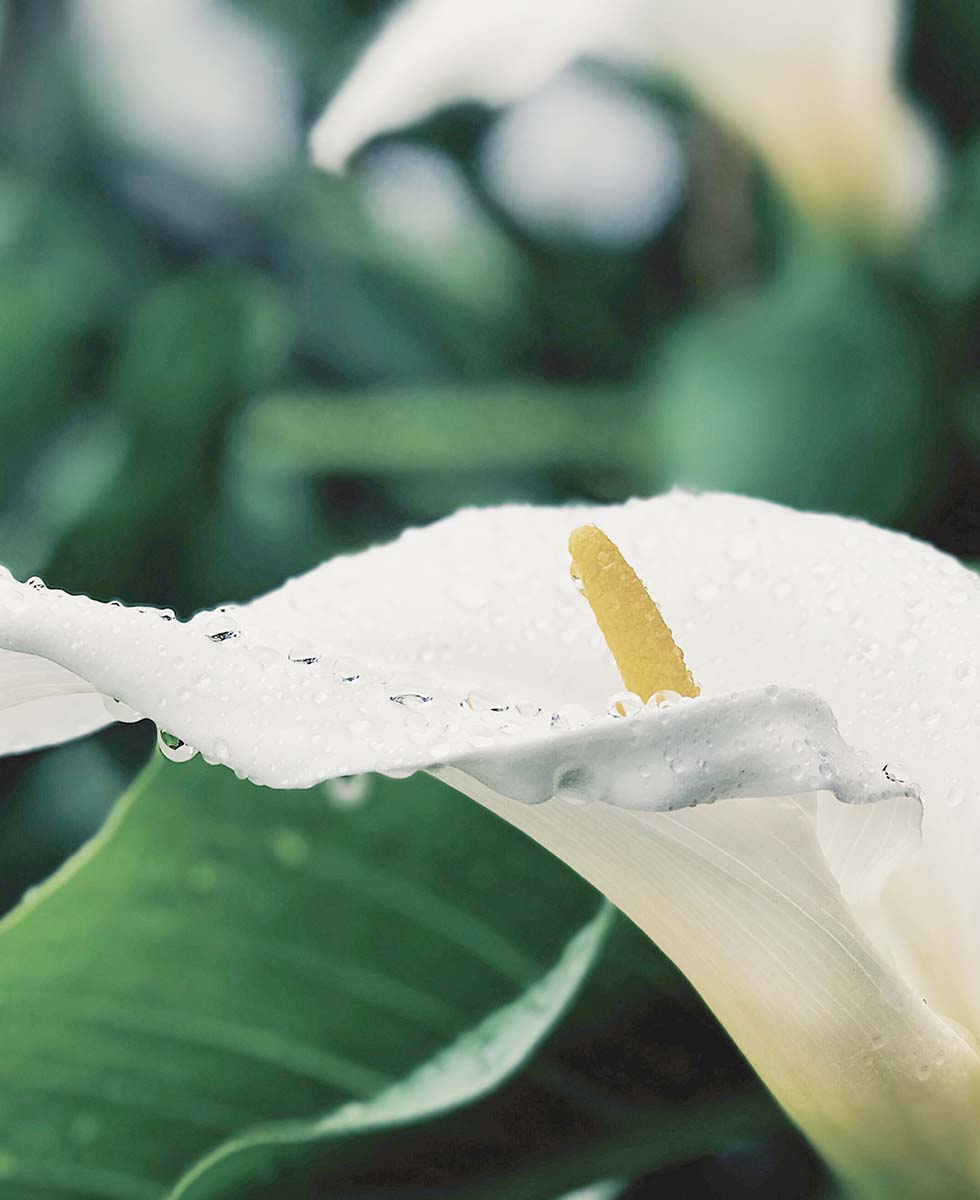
[389,690,434,709]
[946,783,966,809]
[607,690,643,718]
[883,762,912,785]
[333,657,361,683]
[157,729,197,763]
[956,662,977,687]
[101,695,141,723]
[464,689,508,713]
[550,704,591,731]
[323,775,372,809]
[204,612,242,643]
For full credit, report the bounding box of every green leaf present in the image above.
[0,754,782,1199]
[167,905,614,1199]
[0,755,600,1196]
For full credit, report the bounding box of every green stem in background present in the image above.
[231,386,630,476]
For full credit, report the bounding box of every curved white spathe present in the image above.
[3,493,980,1194]
[310,0,939,235]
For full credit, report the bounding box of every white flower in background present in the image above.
[311,0,939,235]
[3,491,980,1196]
[74,0,299,184]
[480,70,686,249]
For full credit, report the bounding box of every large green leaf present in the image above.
[167,905,613,1199]
[0,753,781,1198]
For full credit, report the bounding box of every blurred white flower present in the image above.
[5,492,980,1195]
[358,143,482,250]
[74,0,299,184]
[480,70,686,248]
[311,0,939,235]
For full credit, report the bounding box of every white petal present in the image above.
[312,0,937,232]
[444,767,980,1195]
[309,0,642,172]
[4,492,980,1044]
[0,649,108,755]
[644,0,939,232]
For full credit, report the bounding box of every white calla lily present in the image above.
[311,0,939,235]
[3,491,980,1196]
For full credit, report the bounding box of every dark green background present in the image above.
[0,1,977,1196]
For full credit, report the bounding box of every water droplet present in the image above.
[946,783,966,809]
[649,690,682,709]
[204,612,242,643]
[324,775,372,809]
[269,827,310,867]
[389,691,433,708]
[101,695,141,723]
[465,690,508,713]
[514,702,542,720]
[157,729,196,763]
[194,672,212,692]
[607,690,643,718]
[956,662,977,687]
[159,608,176,622]
[668,755,685,775]
[916,1062,932,1081]
[212,738,230,763]
[883,762,911,785]
[26,576,45,591]
[550,704,591,731]
[921,708,941,728]
[288,651,320,666]
[333,657,361,683]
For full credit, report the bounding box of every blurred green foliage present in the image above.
[0,0,977,1196]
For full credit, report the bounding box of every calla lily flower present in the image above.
[3,491,980,1196]
[310,0,940,235]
